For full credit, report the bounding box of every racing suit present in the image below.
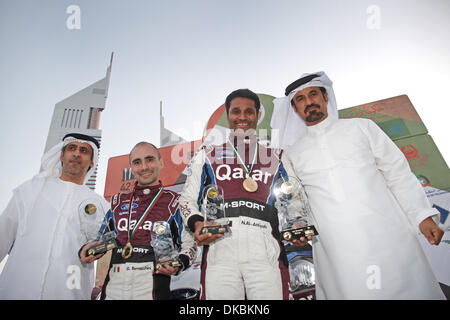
[179,134,293,300]
[101,182,197,300]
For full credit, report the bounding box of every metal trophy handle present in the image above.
[199,184,231,235]
[274,176,318,242]
[86,210,118,256]
[150,221,181,270]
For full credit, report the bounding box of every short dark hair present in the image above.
[225,89,260,115]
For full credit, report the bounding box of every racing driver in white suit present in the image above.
[179,89,304,300]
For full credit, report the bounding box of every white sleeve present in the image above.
[177,211,198,267]
[0,194,20,261]
[281,151,297,179]
[362,119,439,233]
[178,148,207,232]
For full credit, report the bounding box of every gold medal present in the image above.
[122,187,164,261]
[122,241,133,259]
[84,203,97,215]
[227,137,260,193]
[243,177,258,192]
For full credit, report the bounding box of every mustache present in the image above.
[69,157,81,164]
[304,104,320,113]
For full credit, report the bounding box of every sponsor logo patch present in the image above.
[224,200,266,212]
[215,164,272,184]
[121,203,139,211]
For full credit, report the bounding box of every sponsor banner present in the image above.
[338,95,428,141]
[394,134,450,192]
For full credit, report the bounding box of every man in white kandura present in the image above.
[0,133,109,299]
[271,71,446,299]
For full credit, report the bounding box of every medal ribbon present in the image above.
[227,138,258,176]
[127,187,164,240]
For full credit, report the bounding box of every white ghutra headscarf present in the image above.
[39,133,100,185]
[270,71,339,151]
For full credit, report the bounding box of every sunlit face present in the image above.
[291,86,328,126]
[130,144,163,187]
[227,97,261,133]
[60,141,94,181]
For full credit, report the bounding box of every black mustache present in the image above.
[304,104,320,113]
[69,158,81,164]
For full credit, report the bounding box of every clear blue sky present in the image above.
[0,0,449,214]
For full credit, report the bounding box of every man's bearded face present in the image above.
[291,86,328,126]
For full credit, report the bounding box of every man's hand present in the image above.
[292,236,312,247]
[154,263,180,276]
[419,216,444,245]
[79,241,105,264]
[290,221,312,246]
[194,221,224,246]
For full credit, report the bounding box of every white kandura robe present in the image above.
[0,176,108,299]
[287,116,445,300]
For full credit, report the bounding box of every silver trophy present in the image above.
[86,209,118,256]
[199,184,231,235]
[274,176,318,242]
[150,221,181,271]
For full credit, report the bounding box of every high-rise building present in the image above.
[160,101,187,147]
[44,53,113,190]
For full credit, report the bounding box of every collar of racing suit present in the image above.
[132,180,164,196]
[228,132,258,147]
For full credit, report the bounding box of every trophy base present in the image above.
[199,224,231,235]
[87,240,118,256]
[281,225,318,241]
[155,259,182,270]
